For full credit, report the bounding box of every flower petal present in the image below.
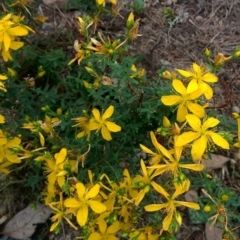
[186,79,199,94]
[92,108,101,122]
[175,131,200,146]
[101,125,112,141]
[105,121,121,132]
[64,198,81,208]
[161,95,182,106]
[202,117,219,130]
[76,182,86,199]
[177,104,188,122]
[102,105,114,120]
[77,205,88,226]
[88,200,106,213]
[207,132,230,149]
[186,114,201,131]
[202,73,218,83]
[55,148,67,165]
[86,184,100,199]
[172,79,186,95]
[191,135,207,160]
[162,211,173,231]
[175,200,200,210]
[186,102,205,118]
[144,203,167,212]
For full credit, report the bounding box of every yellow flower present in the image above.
[134,159,168,205]
[140,131,163,165]
[89,105,121,141]
[176,63,218,99]
[148,140,204,177]
[44,148,69,188]
[130,64,145,79]
[214,53,231,66]
[72,116,91,140]
[175,114,229,160]
[89,32,127,56]
[145,182,200,231]
[64,182,106,227]
[88,220,120,240]
[48,192,78,232]
[0,13,34,61]
[68,40,91,65]
[0,130,21,163]
[161,79,205,122]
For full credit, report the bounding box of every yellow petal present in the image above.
[92,108,101,122]
[176,69,193,78]
[38,132,45,147]
[57,175,65,188]
[0,75,7,80]
[107,221,120,234]
[162,211,173,231]
[202,83,213,99]
[102,105,114,120]
[88,232,102,240]
[76,182,86,199]
[177,104,188,122]
[161,95,182,106]
[186,102,205,118]
[175,131,200,146]
[9,26,28,36]
[207,132,230,149]
[186,79,199,94]
[139,144,156,155]
[127,12,134,24]
[151,181,169,199]
[144,203,166,212]
[186,114,201,131]
[135,189,145,206]
[77,205,88,227]
[163,116,171,127]
[3,33,11,52]
[86,184,100,199]
[202,73,218,83]
[105,121,121,132]
[64,198,81,208]
[10,41,24,50]
[55,148,67,165]
[172,79,186,95]
[140,159,148,177]
[175,200,200,210]
[88,200,106,213]
[101,125,112,141]
[191,135,207,160]
[202,117,219,130]
[179,163,204,171]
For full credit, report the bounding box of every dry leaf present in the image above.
[184,189,198,202]
[205,222,223,240]
[2,203,52,240]
[195,154,230,172]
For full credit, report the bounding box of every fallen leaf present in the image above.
[205,222,223,240]
[195,154,230,172]
[184,189,198,202]
[2,203,51,240]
